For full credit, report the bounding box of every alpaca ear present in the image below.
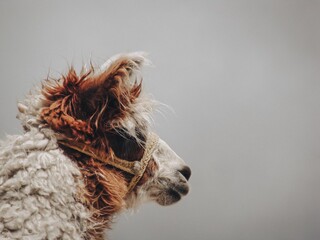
[78,53,148,121]
[79,52,147,96]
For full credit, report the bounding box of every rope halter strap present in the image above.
[57,132,159,194]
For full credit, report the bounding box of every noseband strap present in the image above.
[57,132,159,194]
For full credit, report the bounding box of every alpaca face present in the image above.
[38,53,191,233]
[126,138,191,207]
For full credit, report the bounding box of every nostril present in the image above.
[178,166,191,181]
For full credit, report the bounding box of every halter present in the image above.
[57,132,159,194]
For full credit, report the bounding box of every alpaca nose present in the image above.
[178,166,191,181]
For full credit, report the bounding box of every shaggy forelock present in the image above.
[18,53,155,141]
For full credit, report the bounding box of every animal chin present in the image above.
[156,189,182,206]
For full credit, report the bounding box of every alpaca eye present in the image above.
[106,129,144,161]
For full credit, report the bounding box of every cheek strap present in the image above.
[126,132,159,193]
[57,132,159,194]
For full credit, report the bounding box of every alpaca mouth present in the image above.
[155,183,189,206]
[156,189,181,206]
[174,183,189,196]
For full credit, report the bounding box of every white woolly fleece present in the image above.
[0,127,91,239]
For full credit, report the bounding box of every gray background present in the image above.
[1,1,320,240]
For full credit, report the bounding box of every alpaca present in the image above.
[0,52,191,239]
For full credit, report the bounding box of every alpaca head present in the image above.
[38,53,191,224]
